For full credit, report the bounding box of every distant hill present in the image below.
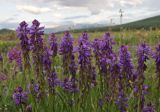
[1,15,160,34]
[0,29,14,35]
[72,15,160,32]
[45,23,107,33]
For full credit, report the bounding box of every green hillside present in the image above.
[73,15,160,32]
[0,29,14,35]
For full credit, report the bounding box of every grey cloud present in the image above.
[64,15,90,20]
[16,5,51,14]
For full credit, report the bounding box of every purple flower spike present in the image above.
[48,72,61,93]
[29,19,44,50]
[135,43,151,112]
[49,33,58,57]
[153,44,160,89]
[8,47,22,69]
[92,39,101,69]
[78,32,92,90]
[16,21,30,50]
[62,78,79,93]
[119,45,134,82]
[69,55,77,79]
[59,31,74,75]
[137,43,151,72]
[116,91,128,112]
[79,32,90,46]
[29,19,44,80]
[143,103,155,112]
[12,86,28,106]
[0,53,3,62]
[59,31,73,55]
[42,47,52,74]
[101,32,115,56]
[91,66,97,87]
[16,21,30,69]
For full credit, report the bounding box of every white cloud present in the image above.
[120,0,143,6]
[0,0,160,29]
[16,5,51,14]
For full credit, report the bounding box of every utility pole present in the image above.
[119,9,124,25]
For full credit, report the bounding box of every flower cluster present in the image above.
[101,32,115,56]
[62,78,79,93]
[92,39,101,69]
[16,21,30,69]
[59,31,73,55]
[49,33,58,57]
[78,33,92,89]
[91,66,96,86]
[135,43,151,111]
[69,55,77,80]
[153,44,160,89]
[8,47,22,69]
[116,45,134,111]
[116,91,128,112]
[79,32,90,46]
[42,47,52,74]
[119,45,134,81]
[143,103,155,112]
[12,86,28,105]
[16,21,30,50]
[29,20,44,82]
[137,43,151,73]
[29,19,44,49]
[0,53,3,62]
[48,72,61,93]
[59,31,73,75]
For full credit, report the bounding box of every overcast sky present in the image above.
[0,0,160,29]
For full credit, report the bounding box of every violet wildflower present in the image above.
[0,53,3,62]
[78,37,92,90]
[0,53,3,71]
[143,103,155,112]
[136,43,151,112]
[116,61,129,112]
[79,32,90,46]
[92,39,101,70]
[69,55,77,81]
[116,90,128,112]
[12,86,28,106]
[62,78,79,93]
[91,66,96,87]
[153,44,160,89]
[16,21,30,70]
[98,33,115,92]
[137,43,151,74]
[119,45,134,87]
[8,47,22,70]
[48,72,61,93]
[29,19,44,48]
[59,31,73,75]
[49,33,58,57]
[116,45,133,111]
[28,80,42,100]
[42,47,52,75]
[48,33,58,71]
[101,32,115,56]
[29,19,44,82]
[110,62,120,100]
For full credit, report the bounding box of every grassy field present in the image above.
[0,27,160,112]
